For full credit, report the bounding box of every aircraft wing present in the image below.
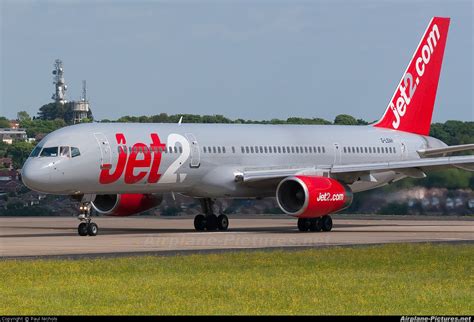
[417,144,474,157]
[236,155,474,183]
[330,155,474,174]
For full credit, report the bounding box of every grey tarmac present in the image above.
[0,215,473,259]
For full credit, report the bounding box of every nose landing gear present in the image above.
[77,203,99,236]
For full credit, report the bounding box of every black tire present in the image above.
[297,218,310,232]
[194,214,206,231]
[217,214,229,231]
[78,222,88,236]
[309,218,322,232]
[206,215,218,231]
[87,222,98,236]
[321,216,333,232]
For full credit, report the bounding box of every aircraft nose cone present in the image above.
[21,160,50,192]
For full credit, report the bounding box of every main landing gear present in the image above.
[77,203,99,236]
[194,198,229,232]
[297,216,333,232]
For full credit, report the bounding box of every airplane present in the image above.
[21,17,474,236]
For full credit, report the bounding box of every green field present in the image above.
[1,243,472,315]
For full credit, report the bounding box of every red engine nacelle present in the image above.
[276,176,353,218]
[91,194,163,216]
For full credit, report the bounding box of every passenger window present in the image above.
[246,146,250,153]
[40,147,58,157]
[71,147,81,158]
[259,146,263,153]
[203,147,207,153]
[250,147,254,153]
[232,147,235,153]
[217,147,221,153]
[30,145,42,158]
[223,147,226,153]
[264,146,268,153]
[60,146,70,157]
[212,146,216,153]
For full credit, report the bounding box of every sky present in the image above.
[1,0,473,122]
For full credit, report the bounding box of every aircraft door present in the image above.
[94,132,112,169]
[185,133,200,168]
[333,143,342,164]
[400,142,408,160]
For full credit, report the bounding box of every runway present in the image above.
[1,215,473,259]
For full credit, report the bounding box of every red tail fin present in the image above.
[374,17,450,136]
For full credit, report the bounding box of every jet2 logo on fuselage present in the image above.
[99,133,190,185]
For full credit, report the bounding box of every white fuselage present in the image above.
[21,123,447,198]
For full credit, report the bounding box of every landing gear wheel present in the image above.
[194,214,206,231]
[78,222,88,236]
[87,222,98,236]
[309,218,322,232]
[217,214,229,231]
[297,218,310,232]
[321,216,333,232]
[206,215,218,231]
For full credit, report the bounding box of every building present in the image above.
[0,128,27,144]
[9,120,20,129]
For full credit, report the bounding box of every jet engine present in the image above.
[91,194,163,216]
[276,176,353,218]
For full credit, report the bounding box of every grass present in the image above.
[1,243,472,315]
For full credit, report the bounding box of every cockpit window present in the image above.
[60,146,70,157]
[40,147,59,157]
[71,147,81,158]
[29,145,42,158]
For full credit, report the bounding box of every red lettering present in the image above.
[99,133,127,184]
[99,133,164,185]
[147,133,166,183]
[124,143,151,184]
